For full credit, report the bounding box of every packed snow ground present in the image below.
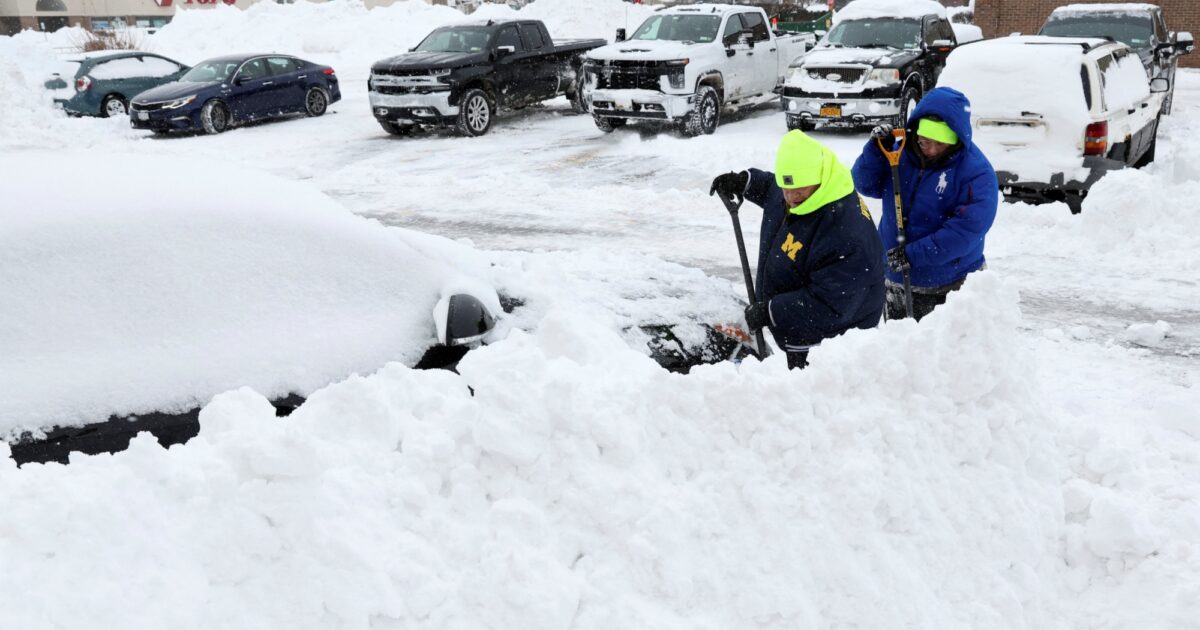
[2,1,1199,628]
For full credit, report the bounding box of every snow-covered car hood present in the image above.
[133,80,218,103]
[372,51,489,72]
[800,46,919,68]
[0,152,501,436]
[587,39,699,62]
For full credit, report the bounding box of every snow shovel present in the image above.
[715,190,770,359]
[876,129,914,319]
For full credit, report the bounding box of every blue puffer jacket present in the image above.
[852,87,999,288]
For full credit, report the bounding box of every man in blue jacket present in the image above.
[711,130,885,369]
[852,87,998,321]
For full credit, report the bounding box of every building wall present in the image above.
[974,0,1199,68]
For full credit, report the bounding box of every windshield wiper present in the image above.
[856,43,898,49]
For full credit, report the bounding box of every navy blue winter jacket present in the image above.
[852,87,999,289]
[746,168,885,352]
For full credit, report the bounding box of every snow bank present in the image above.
[0,273,1078,628]
[834,0,946,23]
[0,151,498,435]
[939,37,1095,181]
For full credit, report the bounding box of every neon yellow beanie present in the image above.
[774,130,825,189]
[917,118,959,145]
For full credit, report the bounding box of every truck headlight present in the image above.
[664,59,688,89]
[867,68,901,84]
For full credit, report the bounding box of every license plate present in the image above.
[137,111,149,121]
[820,105,842,117]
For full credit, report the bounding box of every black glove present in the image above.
[710,171,749,204]
[744,301,771,331]
[886,246,910,274]
[871,124,894,140]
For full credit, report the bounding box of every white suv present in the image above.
[938,36,1168,213]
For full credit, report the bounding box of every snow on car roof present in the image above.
[657,3,745,16]
[1050,3,1158,17]
[833,0,946,23]
[62,50,142,62]
[0,152,499,436]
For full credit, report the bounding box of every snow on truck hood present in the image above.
[799,46,916,67]
[0,152,499,436]
[588,39,697,62]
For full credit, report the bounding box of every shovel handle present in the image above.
[875,128,906,167]
[716,191,769,358]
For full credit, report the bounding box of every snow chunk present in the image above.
[1120,321,1171,348]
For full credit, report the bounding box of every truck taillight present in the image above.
[323,68,335,76]
[75,75,92,92]
[1084,121,1108,156]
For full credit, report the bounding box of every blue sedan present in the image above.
[129,54,341,135]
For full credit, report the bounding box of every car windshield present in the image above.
[826,19,922,49]
[630,15,722,43]
[415,27,492,53]
[179,61,239,83]
[1040,16,1154,49]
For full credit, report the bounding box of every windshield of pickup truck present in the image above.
[826,18,922,50]
[415,27,492,53]
[631,15,721,44]
[1040,16,1154,49]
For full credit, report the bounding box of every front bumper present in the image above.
[783,95,901,125]
[588,89,694,120]
[129,103,200,131]
[369,91,458,125]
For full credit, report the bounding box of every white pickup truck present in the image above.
[582,3,813,136]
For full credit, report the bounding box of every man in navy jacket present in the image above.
[852,87,998,321]
[712,131,885,369]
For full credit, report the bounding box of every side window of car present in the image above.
[740,12,770,42]
[1080,64,1093,111]
[495,26,522,51]
[1095,53,1114,110]
[266,57,298,75]
[722,14,744,44]
[519,24,544,50]
[238,58,269,81]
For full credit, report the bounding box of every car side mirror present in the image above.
[615,28,626,43]
[1178,32,1195,54]
[1150,77,1170,93]
[434,293,496,348]
[494,45,516,60]
[233,73,249,85]
[930,39,955,53]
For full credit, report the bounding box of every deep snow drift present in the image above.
[2,0,1199,628]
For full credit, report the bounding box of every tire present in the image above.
[896,84,921,127]
[568,87,588,115]
[682,85,720,137]
[380,121,415,136]
[593,115,626,133]
[304,87,329,117]
[787,115,815,132]
[455,88,494,137]
[1134,122,1159,168]
[200,100,230,135]
[100,94,127,118]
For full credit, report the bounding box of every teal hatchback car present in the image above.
[45,51,190,117]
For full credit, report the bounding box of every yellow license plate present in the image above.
[820,105,842,117]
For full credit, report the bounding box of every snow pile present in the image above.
[88,54,182,79]
[939,36,1096,181]
[0,273,1078,628]
[834,0,946,23]
[0,151,498,435]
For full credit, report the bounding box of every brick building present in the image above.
[974,0,1199,67]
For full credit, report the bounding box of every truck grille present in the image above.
[804,66,868,84]
[373,68,435,77]
[375,85,447,95]
[590,60,670,91]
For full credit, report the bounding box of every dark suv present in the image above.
[781,4,957,129]
[1039,4,1194,114]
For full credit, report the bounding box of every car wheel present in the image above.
[380,121,415,136]
[683,85,720,137]
[304,87,329,117]
[568,86,588,115]
[897,85,921,127]
[455,88,494,137]
[100,94,127,118]
[593,115,626,133]
[200,100,230,135]
[1134,120,1159,168]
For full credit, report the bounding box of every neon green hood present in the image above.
[774,131,857,216]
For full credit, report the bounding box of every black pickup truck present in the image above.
[369,19,605,136]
